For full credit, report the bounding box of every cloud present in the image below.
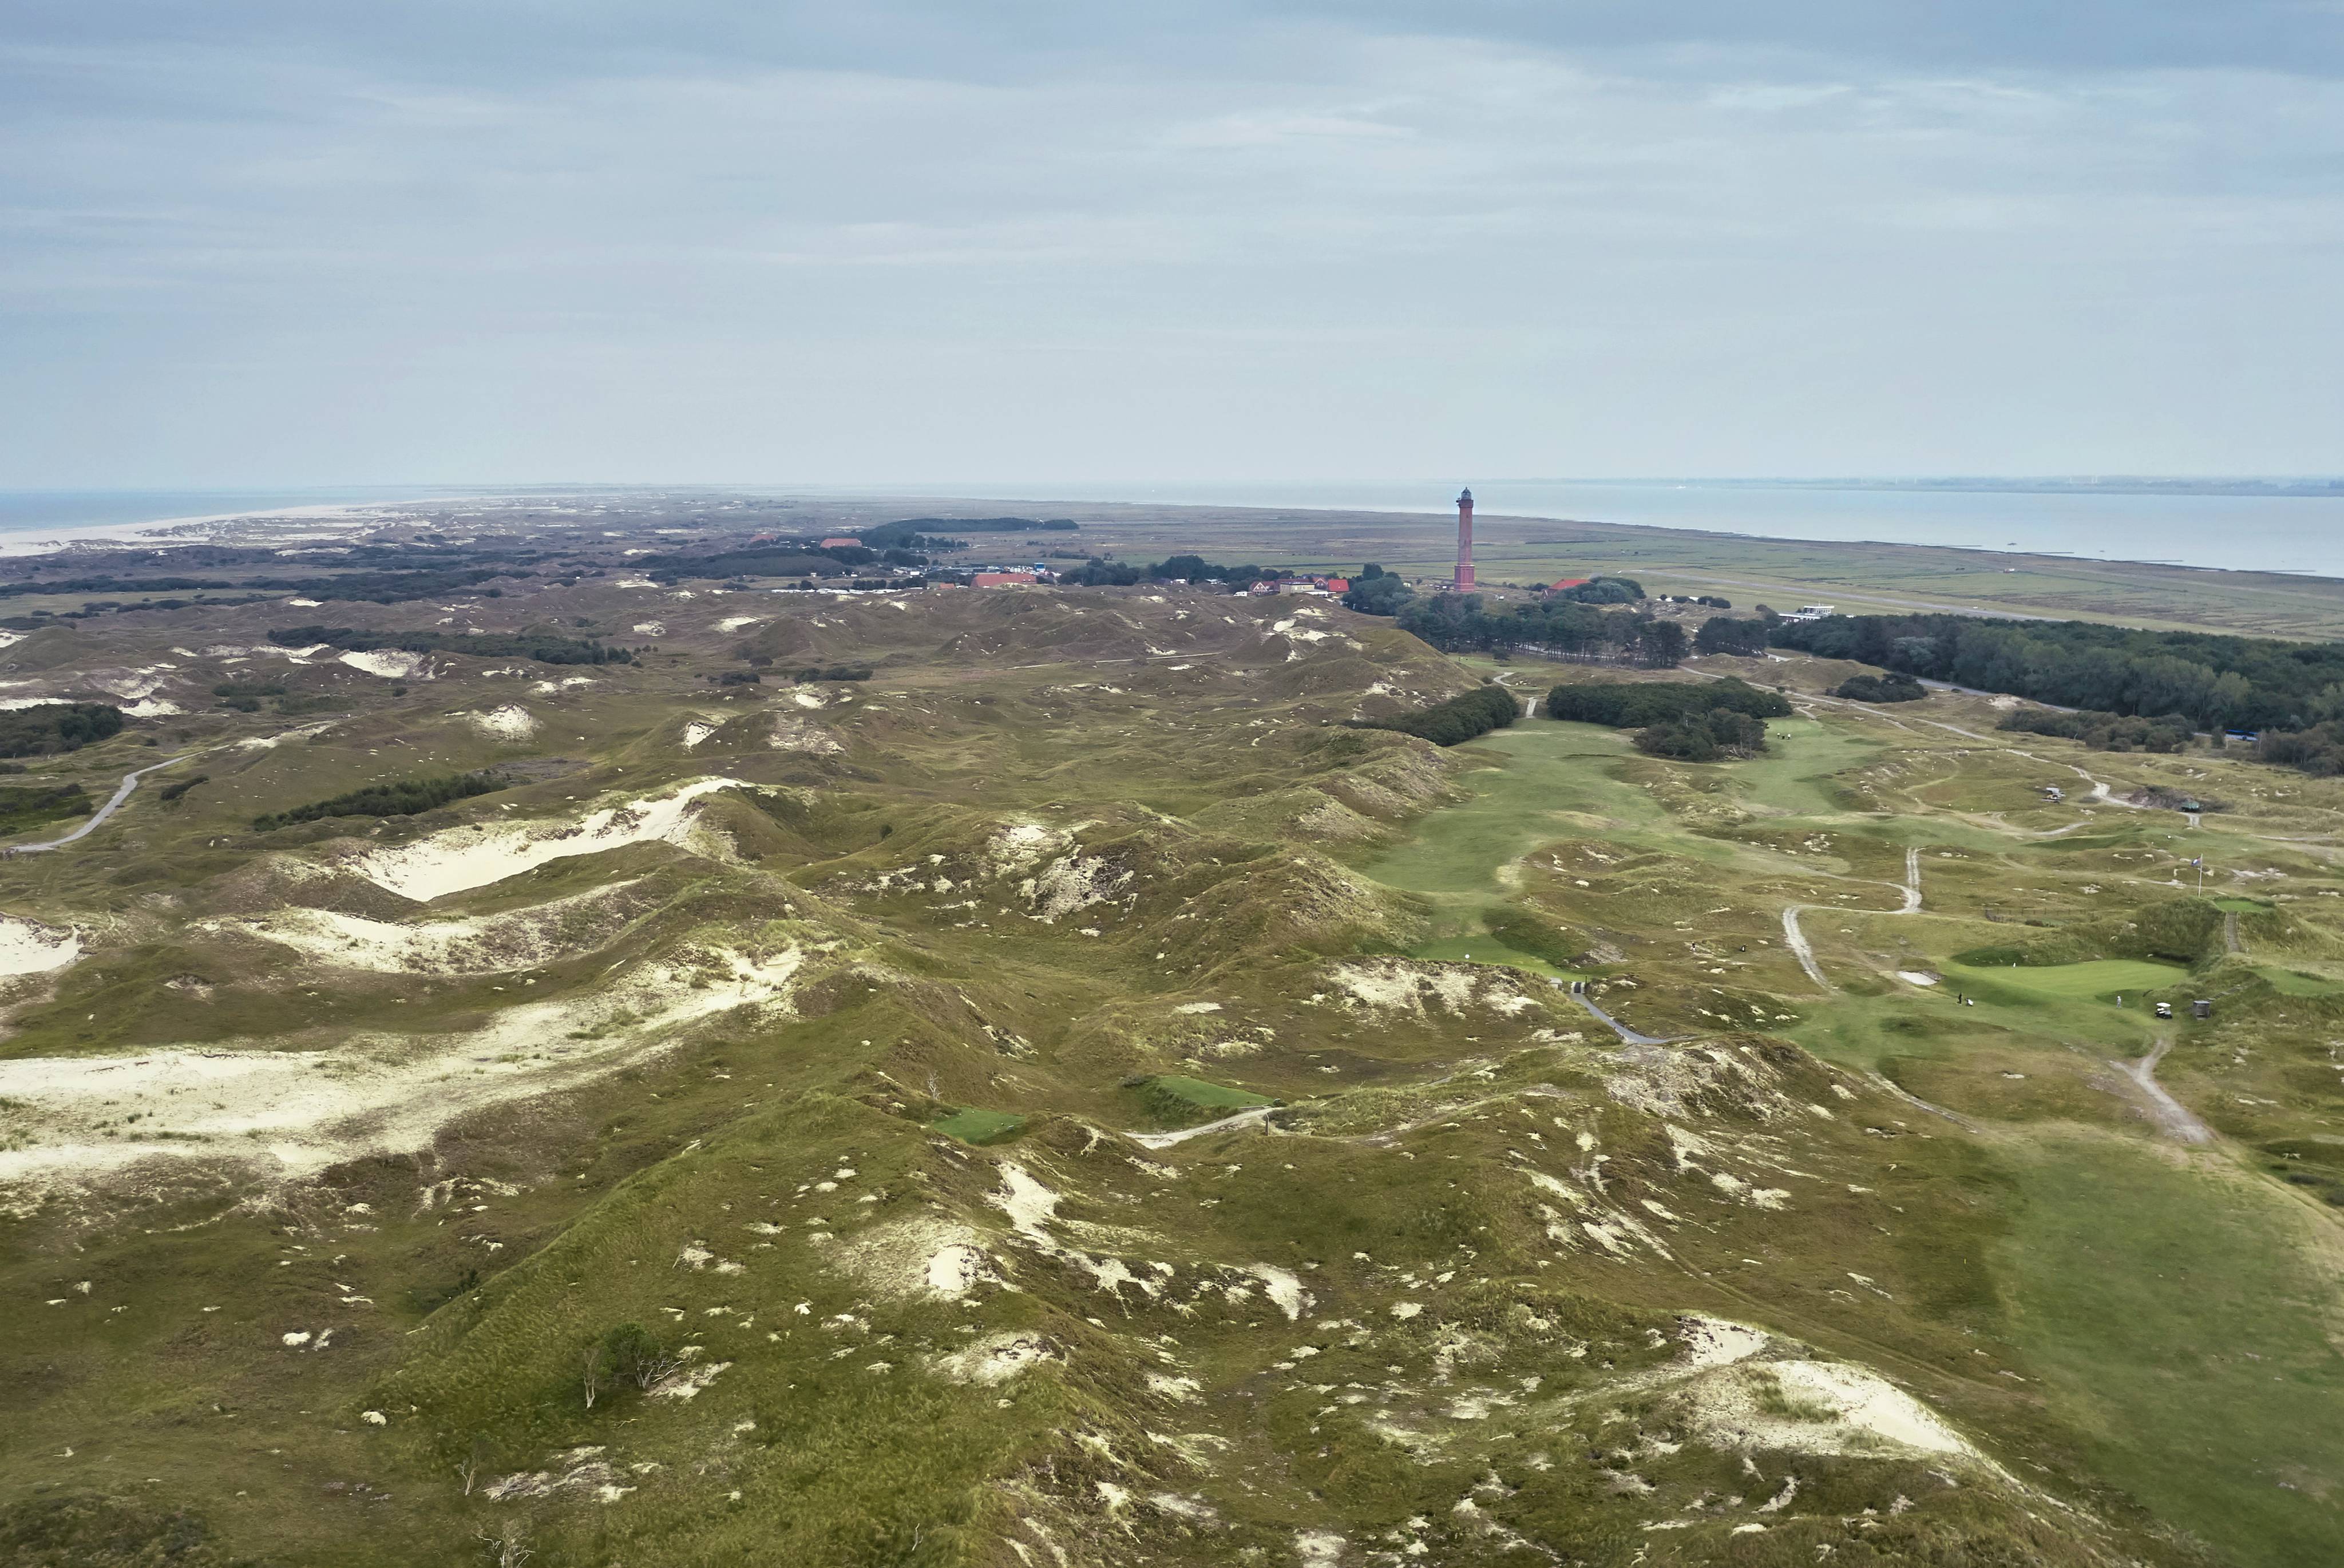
[1,5,2340,482]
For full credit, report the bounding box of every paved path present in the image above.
[9,753,203,854]
[1570,990,1677,1046]
[1125,1107,1274,1148]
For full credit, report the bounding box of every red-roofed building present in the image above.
[1547,577,1590,593]
[1324,578,1349,594]
[820,537,863,549]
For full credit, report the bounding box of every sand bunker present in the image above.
[341,778,747,901]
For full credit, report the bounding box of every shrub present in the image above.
[1351,683,1519,746]
[1999,707,2194,753]
[0,702,124,758]
[1834,672,1927,703]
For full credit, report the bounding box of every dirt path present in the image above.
[7,752,203,854]
[2112,1037,2214,1145]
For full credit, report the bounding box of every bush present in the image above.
[1999,707,2194,753]
[796,666,873,682]
[1553,576,1645,604]
[254,770,508,830]
[0,702,123,758]
[1834,672,1927,703]
[1351,683,1520,746]
[0,784,91,833]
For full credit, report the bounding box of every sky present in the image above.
[3,1,2342,488]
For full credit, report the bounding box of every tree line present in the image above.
[253,770,510,830]
[1769,611,2344,733]
[1394,593,1689,667]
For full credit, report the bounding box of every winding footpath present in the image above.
[1781,846,1923,993]
[2112,1038,2214,1145]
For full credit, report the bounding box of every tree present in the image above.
[1693,616,1769,656]
[1633,620,1688,668]
[1359,563,1386,580]
[1342,575,1412,615]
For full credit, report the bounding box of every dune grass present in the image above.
[929,1107,1026,1145]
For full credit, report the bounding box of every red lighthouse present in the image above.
[1454,488,1475,589]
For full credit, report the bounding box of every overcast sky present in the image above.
[5,2,2341,488]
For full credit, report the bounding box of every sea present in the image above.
[5,480,2342,579]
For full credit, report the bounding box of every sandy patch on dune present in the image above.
[715,616,764,633]
[1688,1357,1978,1460]
[340,778,746,901]
[340,650,429,680]
[0,915,81,977]
[832,1214,1004,1300]
[0,943,805,1191]
[932,1331,1058,1385]
[227,882,642,974]
[680,720,718,749]
[462,704,539,742]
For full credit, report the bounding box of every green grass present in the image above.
[2258,967,2344,996]
[1354,725,1676,898]
[1406,935,1585,981]
[1725,718,1883,817]
[1942,958,2188,1000]
[1127,1074,1274,1127]
[1995,1133,2344,1568]
[928,1107,1026,1145]
[2215,897,2274,913]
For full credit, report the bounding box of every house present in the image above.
[819,537,863,549]
[1324,578,1349,594]
[1781,604,1837,622]
[973,571,1037,588]
[1546,577,1590,593]
[1246,581,1280,596]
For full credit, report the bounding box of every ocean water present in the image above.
[8,481,2343,579]
[854,480,2344,579]
[0,487,495,541]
